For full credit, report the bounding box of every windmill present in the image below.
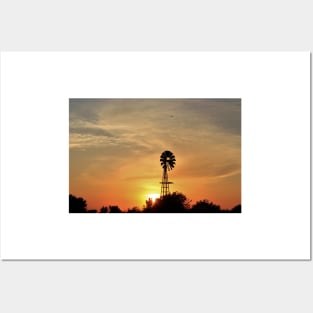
[160,150,176,197]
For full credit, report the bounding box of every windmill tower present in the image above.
[160,150,176,197]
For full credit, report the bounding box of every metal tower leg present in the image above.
[161,170,170,197]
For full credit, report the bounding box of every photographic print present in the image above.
[69,99,241,213]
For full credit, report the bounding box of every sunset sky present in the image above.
[69,99,241,211]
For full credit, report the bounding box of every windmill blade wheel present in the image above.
[160,150,176,171]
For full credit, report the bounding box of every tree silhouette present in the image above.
[230,204,241,213]
[109,205,122,213]
[100,206,108,213]
[69,194,87,213]
[145,198,153,211]
[145,192,191,213]
[127,207,141,213]
[190,200,221,213]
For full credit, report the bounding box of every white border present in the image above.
[0,52,310,259]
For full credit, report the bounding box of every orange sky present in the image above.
[69,99,241,211]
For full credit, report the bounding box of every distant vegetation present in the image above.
[69,194,87,213]
[69,193,241,213]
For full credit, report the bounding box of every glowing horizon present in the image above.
[146,193,160,203]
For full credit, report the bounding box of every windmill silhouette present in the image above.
[160,150,176,197]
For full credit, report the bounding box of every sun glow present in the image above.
[147,193,160,203]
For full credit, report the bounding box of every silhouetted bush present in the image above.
[230,204,241,213]
[69,194,87,213]
[189,200,221,213]
[127,207,141,213]
[100,206,108,213]
[144,192,191,213]
[109,205,122,213]
[145,198,153,210]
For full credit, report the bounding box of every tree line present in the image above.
[69,193,241,213]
